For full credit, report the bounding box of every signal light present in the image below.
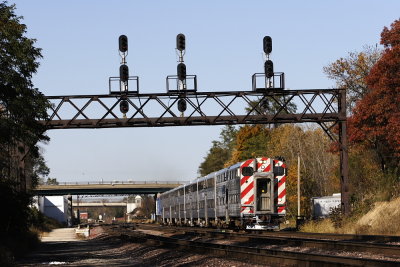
[120,100,129,113]
[264,60,274,78]
[263,36,272,54]
[177,99,187,112]
[177,63,186,81]
[176,33,186,51]
[120,64,129,82]
[119,35,128,53]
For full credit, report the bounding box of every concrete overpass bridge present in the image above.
[72,202,127,207]
[34,180,186,196]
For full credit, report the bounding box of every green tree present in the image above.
[32,153,50,186]
[0,2,50,260]
[0,2,49,182]
[246,96,297,129]
[198,125,237,176]
[45,177,58,185]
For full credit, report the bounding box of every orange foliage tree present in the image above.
[349,20,400,174]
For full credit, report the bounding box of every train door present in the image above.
[255,173,274,212]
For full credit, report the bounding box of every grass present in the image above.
[300,197,400,235]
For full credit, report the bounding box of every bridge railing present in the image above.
[44,180,189,186]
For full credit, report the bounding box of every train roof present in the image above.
[160,157,281,196]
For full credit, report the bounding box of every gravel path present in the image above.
[40,228,79,242]
[17,226,267,266]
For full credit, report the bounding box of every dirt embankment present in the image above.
[355,197,400,235]
[302,197,400,235]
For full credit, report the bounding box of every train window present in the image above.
[273,166,285,176]
[242,167,254,176]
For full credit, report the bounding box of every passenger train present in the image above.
[158,157,287,230]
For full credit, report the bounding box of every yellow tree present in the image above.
[266,125,338,216]
[226,124,338,216]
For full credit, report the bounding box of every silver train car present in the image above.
[158,157,287,230]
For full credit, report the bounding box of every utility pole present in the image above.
[297,154,301,217]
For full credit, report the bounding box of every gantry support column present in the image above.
[339,89,350,215]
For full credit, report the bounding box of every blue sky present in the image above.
[10,0,400,182]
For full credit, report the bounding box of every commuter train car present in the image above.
[159,157,287,230]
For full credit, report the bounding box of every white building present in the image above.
[127,195,142,213]
[311,193,341,218]
[36,196,71,225]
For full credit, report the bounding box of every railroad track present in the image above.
[136,223,400,256]
[188,231,400,257]
[104,223,400,266]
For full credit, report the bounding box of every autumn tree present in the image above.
[226,125,270,165]
[265,124,338,216]
[349,19,400,175]
[139,195,155,219]
[323,45,382,114]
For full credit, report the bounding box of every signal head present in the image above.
[120,64,129,82]
[119,35,128,52]
[264,60,274,78]
[176,33,186,51]
[177,63,186,81]
[120,99,129,114]
[177,99,187,112]
[263,36,272,54]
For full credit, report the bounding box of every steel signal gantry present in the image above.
[39,35,351,214]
